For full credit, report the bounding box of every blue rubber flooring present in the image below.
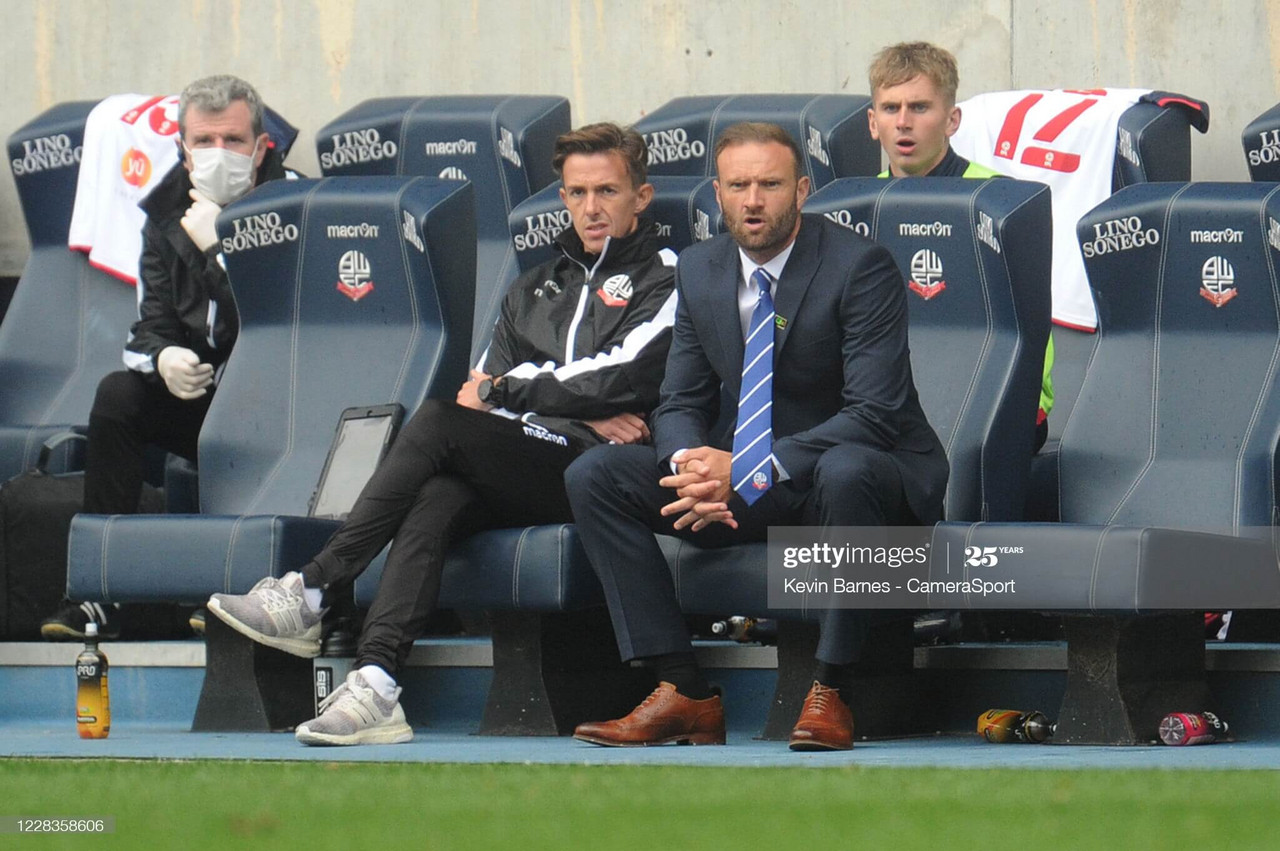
[3,721,1274,770]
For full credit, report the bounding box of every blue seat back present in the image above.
[1043,100,1199,445]
[1067,183,1280,528]
[806,177,1053,521]
[633,95,879,187]
[1112,100,1196,189]
[315,96,569,362]
[506,175,721,272]
[201,176,476,514]
[1243,103,1280,182]
[0,102,137,476]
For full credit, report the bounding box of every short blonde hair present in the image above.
[868,42,959,105]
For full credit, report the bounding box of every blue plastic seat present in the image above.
[807,176,1052,522]
[364,97,891,622]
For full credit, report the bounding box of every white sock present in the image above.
[358,664,398,701]
[286,572,324,614]
[301,586,323,614]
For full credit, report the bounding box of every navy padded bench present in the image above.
[806,177,1052,523]
[673,176,1050,737]
[417,102,885,695]
[508,175,718,273]
[932,182,1280,743]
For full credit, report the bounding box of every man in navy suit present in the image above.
[567,122,948,750]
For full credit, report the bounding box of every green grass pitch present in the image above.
[3,759,1280,849]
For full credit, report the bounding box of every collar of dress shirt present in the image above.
[736,240,795,336]
[737,239,795,293]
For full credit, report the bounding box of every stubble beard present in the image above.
[726,203,800,258]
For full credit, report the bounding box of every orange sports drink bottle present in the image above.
[977,708,1054,743]
[75,622,111,739]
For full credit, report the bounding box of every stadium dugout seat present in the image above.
[982,93,1209,522]
[1243,102,1280,182]
[929,182,1280,744]
[351,176,1052,739]
[314,96,569,362]
[0,103,136,479]
[65,176,477,731]
[1050,95,1206,421]
[805,177,1052,523]
[1110,97,1203,189]
[633,94,881,186]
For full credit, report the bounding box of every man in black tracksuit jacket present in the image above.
[207,122,678,745]
[41,75,294,640]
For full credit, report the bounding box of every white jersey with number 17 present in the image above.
[952,87,1152,331]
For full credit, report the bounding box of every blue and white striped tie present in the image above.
[732,268,775,506]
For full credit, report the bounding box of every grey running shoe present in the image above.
[295,670,413,746]
[207,573,323,658]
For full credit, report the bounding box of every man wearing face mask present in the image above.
[39,75,294,641]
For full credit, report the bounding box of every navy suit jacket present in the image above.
[652,214,949,524]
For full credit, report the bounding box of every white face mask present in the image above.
[184,139,259,206]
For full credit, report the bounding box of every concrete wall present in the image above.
[1,0,1278,275]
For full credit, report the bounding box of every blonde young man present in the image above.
[868,41,1054,446]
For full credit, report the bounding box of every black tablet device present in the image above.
[308,404,405,520]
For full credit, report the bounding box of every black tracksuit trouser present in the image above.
[85,370,211,515]
[299,399,581,676]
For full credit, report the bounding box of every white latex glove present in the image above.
[180,188,222,252]
[156,346,214,400]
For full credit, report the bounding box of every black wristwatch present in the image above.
[477,377,504,407]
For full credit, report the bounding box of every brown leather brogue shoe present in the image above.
[573,682,726,747]
[788,681,854,751]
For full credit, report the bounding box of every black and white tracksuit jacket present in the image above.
[478,218,678,450]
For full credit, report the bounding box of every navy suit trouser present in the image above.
[566,442,915,665]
